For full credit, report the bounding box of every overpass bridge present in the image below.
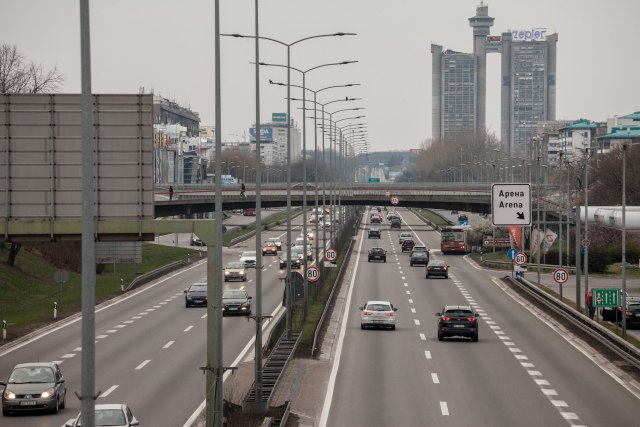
[154,183,497,218]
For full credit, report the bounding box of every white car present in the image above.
[224,261,247,282]
[359,300,398,330]
[399,232,413,244]
[239,251,257,268]
[65,403,140,426]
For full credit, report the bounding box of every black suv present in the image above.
[436,305,479,342]
[390,218,401,229]
[222,289,252,316]
[368,228,381,239]
[368,247,387,262]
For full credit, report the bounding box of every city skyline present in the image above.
[1,0,639,152]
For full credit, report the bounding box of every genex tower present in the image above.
[432,2,557,158]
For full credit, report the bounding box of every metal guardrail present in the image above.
[483,260,577,274]
[506,276,640,370]
[271,400,291,427]
[311,214,361,357]
[124,260,187,292]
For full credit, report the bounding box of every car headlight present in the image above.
[41,387,55,398]
[224,271,230,275]
[4,389,16,399]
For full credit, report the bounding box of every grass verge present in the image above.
[410,208,451,229]
[222,209,302,246]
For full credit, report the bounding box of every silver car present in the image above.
[1,362,66,415]
[359,300,398,330]
[224,261,247,282]
[65,403,139,426]
[240,251,257,268]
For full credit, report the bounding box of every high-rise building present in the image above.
[431,2,557,159]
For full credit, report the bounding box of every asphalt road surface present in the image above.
[322,208,640,427]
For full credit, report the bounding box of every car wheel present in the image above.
[52,396,60,414]
[3,408,10,416]
[390,325,396,330]
[361,324,365,330]
[438,331,444,341]
[383,259,386,263]
[426,274,430,279]
[243,277,247,282]
[60,391,66,409]
[410,262,413,266]
[445,274,449,279]
[368,259,371,262]
[185,301,191,308]
[472,332,479,342]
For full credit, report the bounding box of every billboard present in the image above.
[249,127,273,141]
[0,94,155,239]
[511,28,547,42]
[486,35,502,53]
[272,113,287,122]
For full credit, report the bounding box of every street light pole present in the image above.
[622,142,628,337]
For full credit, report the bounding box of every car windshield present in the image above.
[412,252,427,257]
[241,252,256,258]
[371,248,383,253]
[223,291,247,299]
[76,408,126,426]
[445,309,473,315]
[367,304,391,311]
[268,238,280,243]
[9,366,54,383]
[227,262,243,269]
[430,260,446,266]
[189,284,207,292]
[401,233,411,238]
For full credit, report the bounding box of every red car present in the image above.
[243,208,256,216]
[262,242,278,256]
[401,239,415,252]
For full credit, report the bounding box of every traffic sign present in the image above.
[552,268,569,285]
[507,248,518,260]
[491,183,532,226]
[306,265,320,282]
[325,248,338,262]
[593,288,620,308]
[514,252,527,266]
[581,238,590,247]
[390,196,399,205]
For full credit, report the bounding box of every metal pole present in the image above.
[622,143,627,337]
[285,44,292,339]
[321,104,327,260]
[79,2,96,425]
[584,147,590,314]
[252,0,265,410]
[537,156,541,285]
[313,92,320,280]
[575,205,582,313]
[301,72,308,319]
[558,153,563,268]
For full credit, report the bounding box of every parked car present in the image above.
[65,403,139,426]
[266,237,282,251]
[401,239,415,252]
[398,232,412,244]
[368,247,387,262]
[1,362,67,416]
[224,261,247,282]
[190,233,204,246]
[390,218,401,229]
[360,300,398,330]
[368,228,381,239]
[279,253,301,270]
[601,293,640,322]
[426,259,449,279]
[621,303,640,328]
[240,251,257,268]
[262,242,278,256]
[222,289,252,316]
[410,250,429,266]
[184,282,208,307]
[242,208,256,216]
[436,305,479,342]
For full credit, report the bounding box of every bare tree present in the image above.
[0,43,64,94]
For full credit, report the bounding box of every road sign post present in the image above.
[553,267,569,300]
[491,184,532,226]
[593,288,621,308]
[325,248,338,263]
[390,196,399,206]
[306,265,320,283]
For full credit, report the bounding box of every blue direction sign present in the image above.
[507,248,518,260]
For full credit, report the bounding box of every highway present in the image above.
[322,208,640,426]
[0,214,310,427]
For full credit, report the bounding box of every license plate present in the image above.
[454,324,465,328]
[20,400,37,406]
[229,307,238,311]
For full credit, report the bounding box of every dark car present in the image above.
[390,218,401,229]
[426,259,449,278]
[279,253,301,270]
[436,305,479,342]
[184,282,207,307]
[222,289,252,316]
[368,247,387,262]
[410,250,429,266]
[368,228,381,239]
[401,239,415,252]
[1,362,67,415]
[620,303,640,328]
[190,233,204,246]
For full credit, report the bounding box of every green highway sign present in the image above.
[593,288,620,308]
[368,178,380,183]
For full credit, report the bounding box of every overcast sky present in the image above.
[2,0,639,152]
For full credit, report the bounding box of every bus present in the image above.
[440,225,470,254]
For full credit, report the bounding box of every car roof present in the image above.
[94,403,126,410]
[365,300,392,305]
[13,362,58,369]
[189,282,207,287]
[443,305,473,310]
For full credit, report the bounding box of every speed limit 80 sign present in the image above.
[553,268,569,285]
[306,265,320,282]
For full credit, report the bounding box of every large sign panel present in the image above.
[249,127,273,141]
[491,183,531,226]
[512,28,547,42]
[0,94,155,239]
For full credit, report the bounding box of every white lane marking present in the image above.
[319,211,367,427]
[135,359,151,370]
[535,379,550,386]
[561,412,579,420]
[62,353,76,358]
[184,325,194,332]
[159,302,168,305]
[404,283,409,287]
[509,348,522,353]
[124,320,134,324]
[490,325,501,330]
[401,276,406,280]
[411,308,416,314]
[106,329,117,333]
[96,335,108,339]
[485,320,496,325]
[414,319,420,325]
[114,324,126,328]
[431,373,440,384]
[99,385,118,398]
[542,389,559,396]
[515,355,528,360]
[419,333,426,341]
[201,313,207,318]
[552,400,568,407]
[73,347,82,352]
[528,370,542,376]
[521,362,535,368]
[145,308,155,312]
[406,290,411,295]
[164,299,173,302]
[440,401,449,416]
[138,312,149,316]
[498,336,510,340]
[408,299,414,304]
[163,341,174,349]
[132,316,142,319]
[425,351,432,360]
[504,342,515,346]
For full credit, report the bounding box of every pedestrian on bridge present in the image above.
[169,185,174,201]
[240,182,246,198]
